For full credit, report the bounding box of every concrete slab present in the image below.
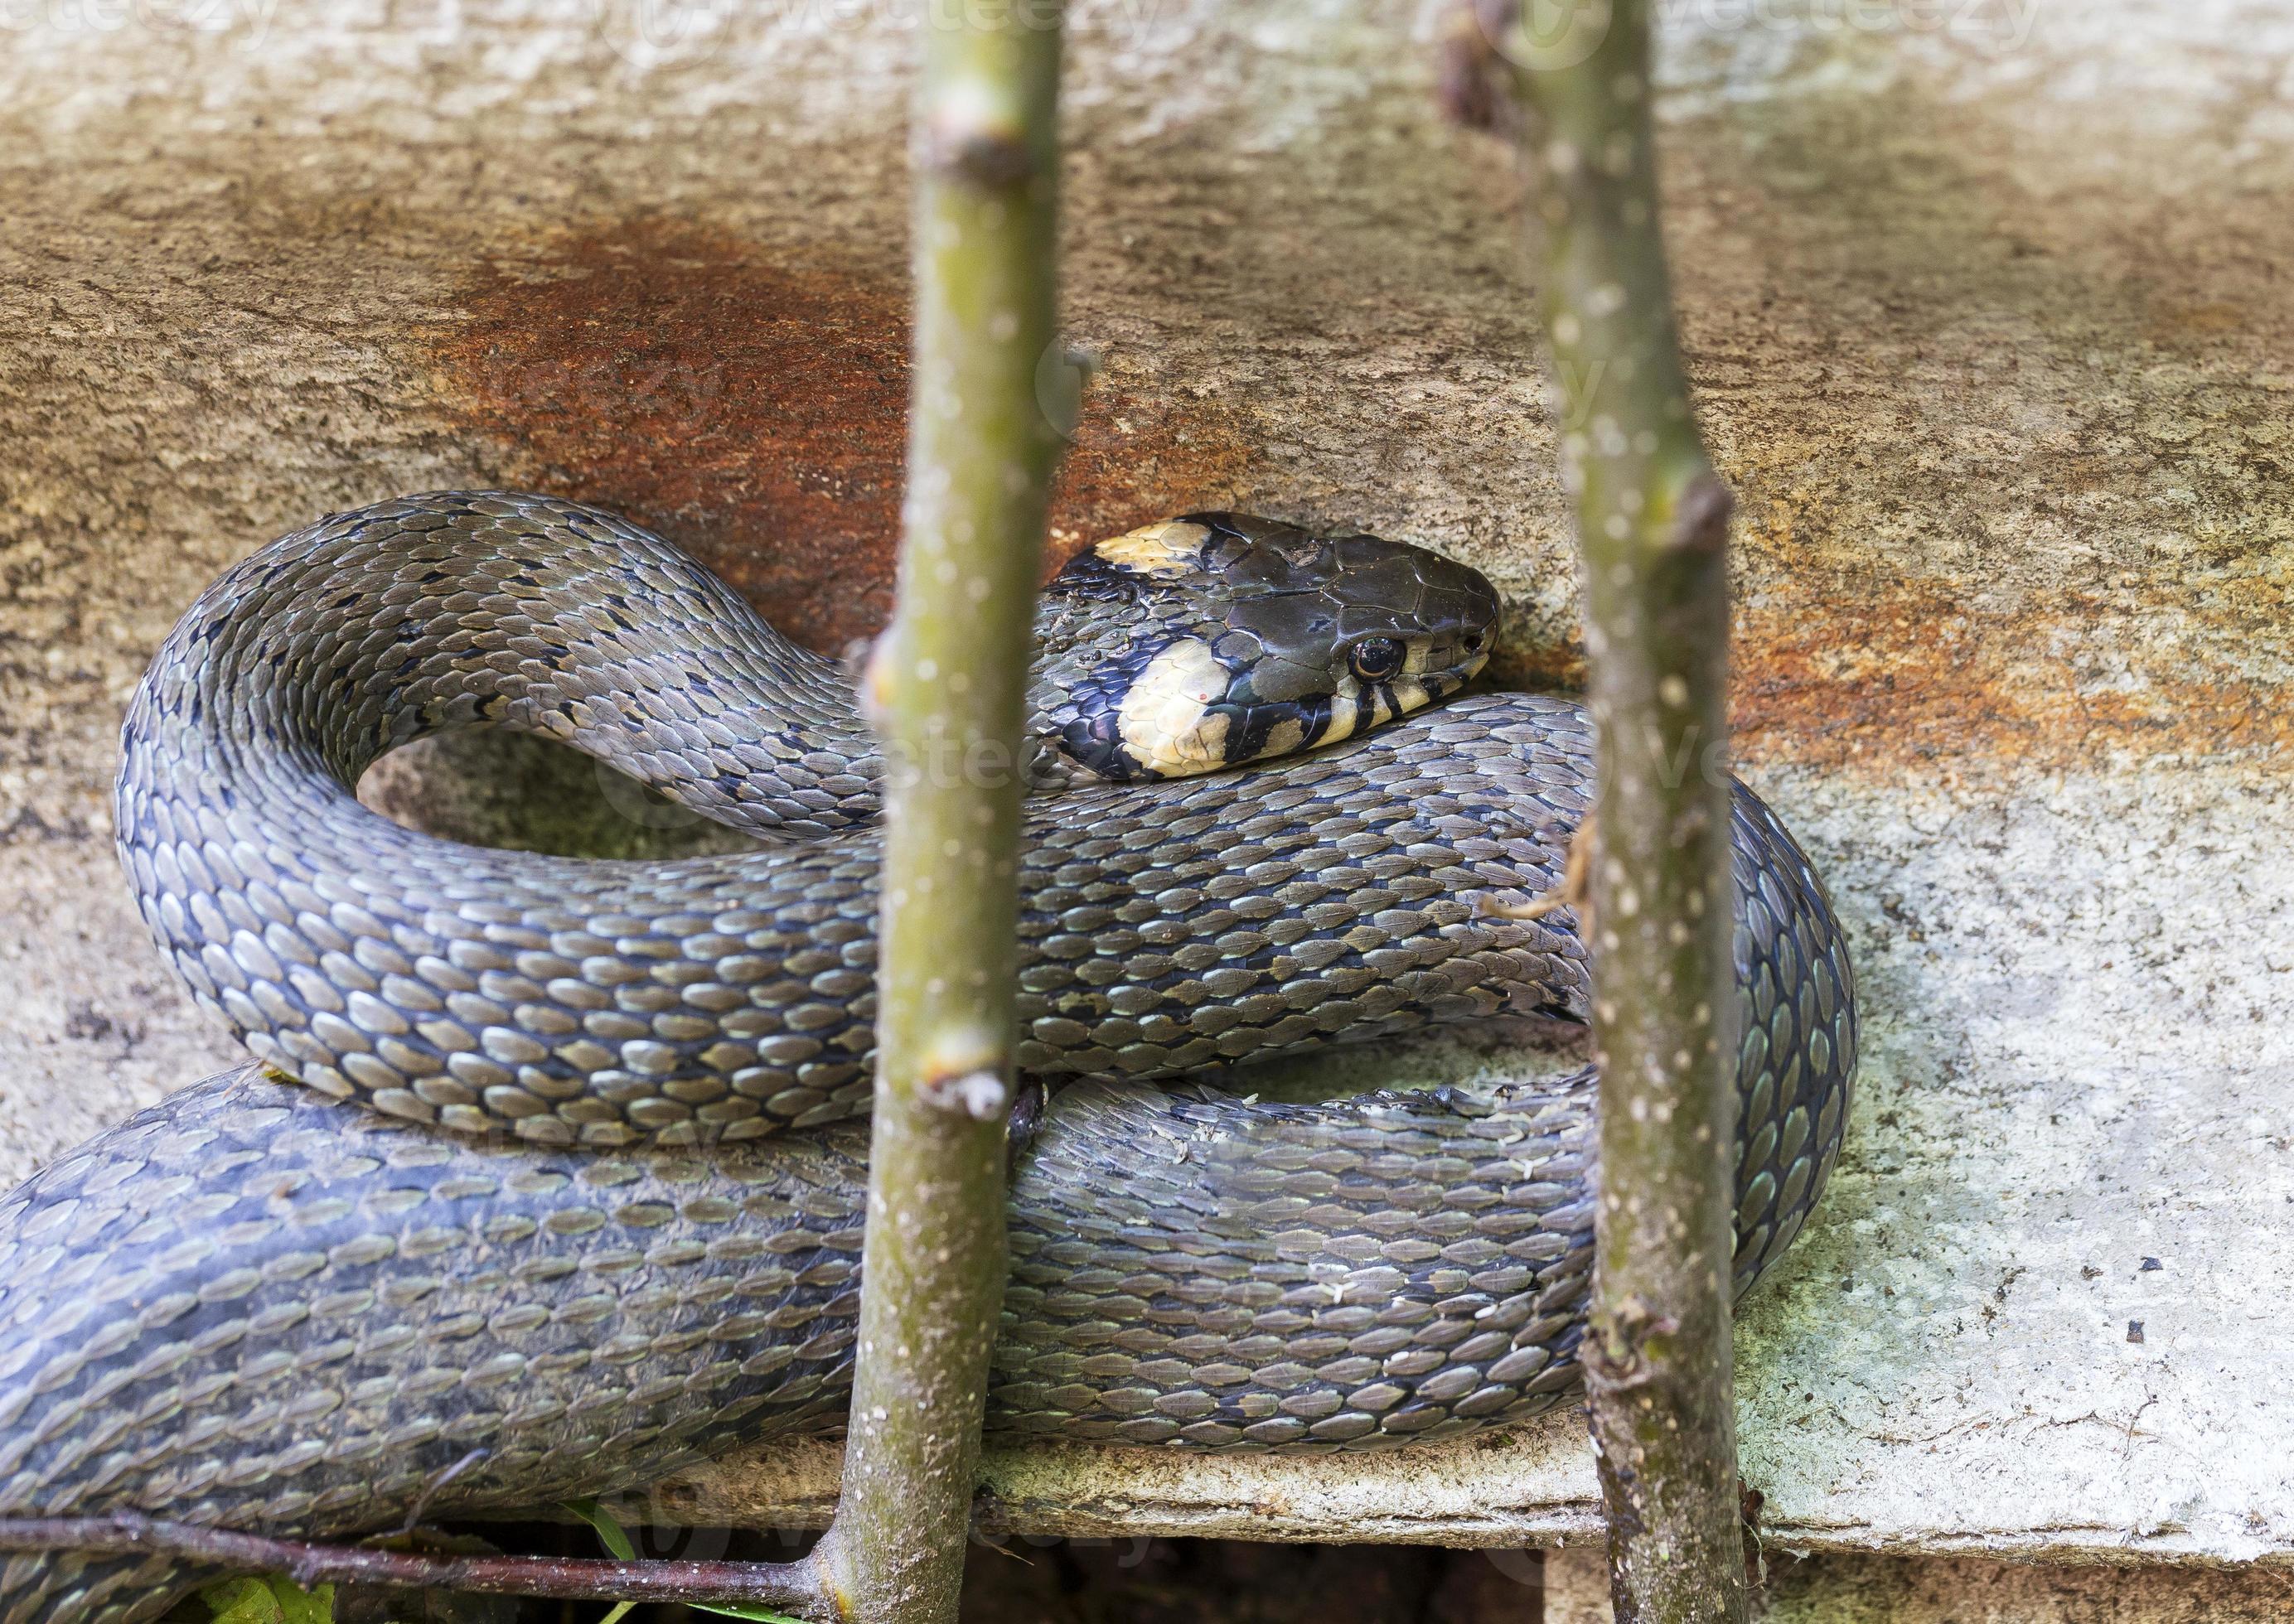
[1546,1548,2294,1623]
[1,0,2287,1567]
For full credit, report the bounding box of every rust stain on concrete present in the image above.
[429,223,2282,776]
[1731,496,2289,776]
[1490,500,2287,780]
[432,220,1254,652]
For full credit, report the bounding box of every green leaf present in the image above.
[564,1498,637,1562]
[200,1575,335,1624]
[564,1498,639,1624]
[561,1499,806,1624]
[201,1578,280,1624]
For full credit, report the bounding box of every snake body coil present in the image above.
[0,494,1856,1624]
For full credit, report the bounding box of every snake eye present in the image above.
[1347,636,1406,682]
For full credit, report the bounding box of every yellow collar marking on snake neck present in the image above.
[1261,715,1306,759]
[1117,636,1232,776]
[1319,677,1363,747]
[1092,520,1214,578]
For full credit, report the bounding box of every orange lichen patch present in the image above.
[431,219,1251,653]
[1731,498,2290,776]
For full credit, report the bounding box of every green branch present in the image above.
[1466,2,1750,1619]
[806,7,1068,1622]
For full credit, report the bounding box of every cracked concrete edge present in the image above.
[646,1419,2294,1567]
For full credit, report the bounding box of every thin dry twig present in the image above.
[1481,814,1599,927]
[0,1516,832,1611]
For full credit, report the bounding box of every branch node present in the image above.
[1585,1293,1681,1393]
[925,118,1037,188]
[918,1068,1011,1121]
[1667,471,1734,557]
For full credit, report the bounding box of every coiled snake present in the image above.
[0,493,1856,1623]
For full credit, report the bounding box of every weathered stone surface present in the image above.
[1546,1547,2294,1623]
[1,0,2287,1573]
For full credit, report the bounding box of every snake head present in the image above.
[1034,512,1501,781]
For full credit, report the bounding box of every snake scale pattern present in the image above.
[0,493,1856,1623]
